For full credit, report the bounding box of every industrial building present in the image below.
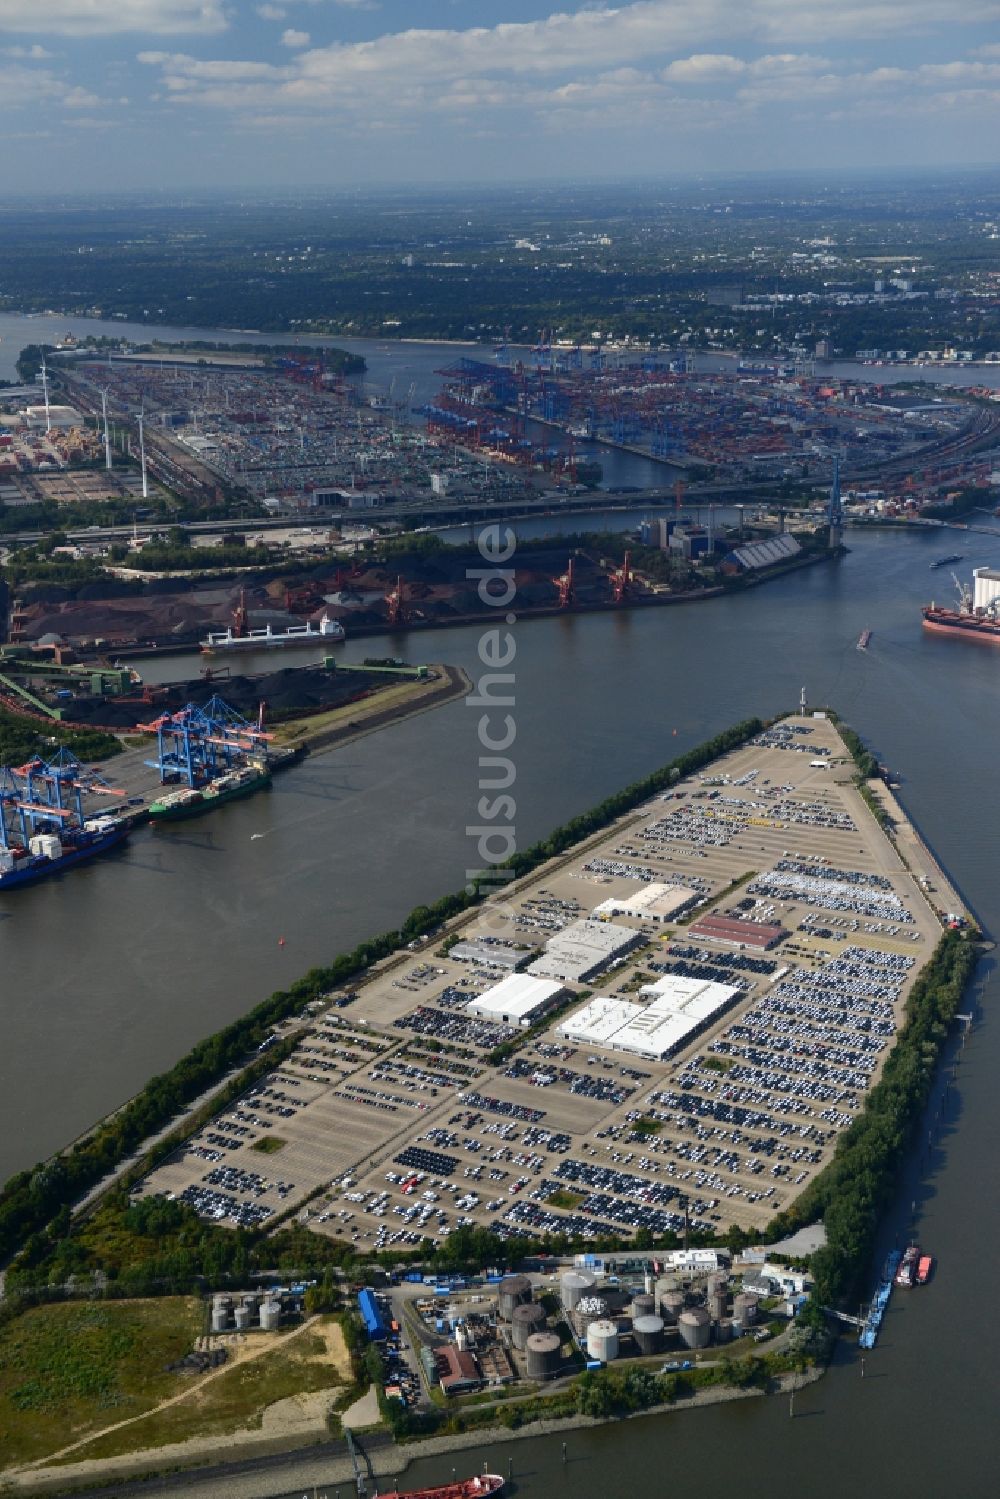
[728,534,802,572]
[358,1287,387,1341]
[527,918,644,983]
[558,974,739,1061]
[973,566,1000,612]
[592,881,699,924]
[687,913,789,950]
[465,974,565,1028]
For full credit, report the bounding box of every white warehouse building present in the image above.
[591,881,699,925]
[558,974,740,1061]
[465,974,565,1028]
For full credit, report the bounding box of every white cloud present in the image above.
[281,29,310,49]
[0,63,102,109]
[0,1,227,35]
[256,4,286,18]
[2,43,53,59]
[128,0,1000,148]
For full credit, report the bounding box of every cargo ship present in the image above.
[930,554,963,569]
[922,604,1000,643]
[0,816,129,891]
[201,614,344,653]
[378,1477,503,1499]
[857,628,872,651]
[149,763,271,822]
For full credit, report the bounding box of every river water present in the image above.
[3,314,1000,1494]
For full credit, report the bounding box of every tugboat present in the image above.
[895,1244,920,1288]
[857,628,872,651]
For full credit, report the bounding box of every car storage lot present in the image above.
[136,716,946,1239]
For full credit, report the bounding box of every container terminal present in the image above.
[134,713,971,1267]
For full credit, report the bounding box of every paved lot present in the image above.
[136,715,950,1242]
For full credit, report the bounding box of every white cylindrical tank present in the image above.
[233,1304,250,1332]
[211,1304,228,1334]
[586,1319,620,1363]
[259,1299,281,1332]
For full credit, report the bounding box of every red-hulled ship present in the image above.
[922,604,1000,643]
[379,1476,504,1499]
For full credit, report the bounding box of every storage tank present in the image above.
[678,1308,711,1350]
[211,1303,229,1334]
[644,1272,654,1295]
[708,1287,728,1322]
[631,1293,656,1320]
[632,1315,665,1356]
[733,1293,759,1330]
[561,1270,596,1310]
[715,1318,734,1344]
[511,1301,546,1350]
[498,1274,533,1320]
[525,1331,561,1380]
[586,1319,620,1363]
[259,1299,281,1332]
[233,1304,250,1332]
[658,1289,685,1325]
[706,1274,729,1298]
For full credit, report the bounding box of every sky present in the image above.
[1,1,999,193]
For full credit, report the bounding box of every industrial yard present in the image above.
[135,713,960,1247]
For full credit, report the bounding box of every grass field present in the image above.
[55,1319,350,1465]
[0,1298,203,1469]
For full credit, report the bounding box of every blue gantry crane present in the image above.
[0,747,125,848]
[138,694,272,789]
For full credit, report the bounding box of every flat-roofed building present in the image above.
[592,881,699,925]
[557,974,739,1061]
[527,919,644,984]
[465,974,564,1028]
[687,914,788,950]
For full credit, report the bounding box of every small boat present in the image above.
[916,1255,934,1285]
[895,1244,920,1288]
[857,628,872,651]
[930,554,963,569]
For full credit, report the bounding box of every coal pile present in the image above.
[167,1348,228,1374]
[62,665,396,729]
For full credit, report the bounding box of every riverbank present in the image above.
[274,664,471,755]
[3,1365,825,1497]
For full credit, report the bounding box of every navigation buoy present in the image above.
[278,937,286,947]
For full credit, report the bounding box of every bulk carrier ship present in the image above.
[923,565,1000,644]
[201,591,345,653]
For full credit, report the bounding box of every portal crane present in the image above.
[555,557,576,609]
[385,575,406,627]
[610,551,633,604]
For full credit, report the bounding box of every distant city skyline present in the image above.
[1,1,999,192]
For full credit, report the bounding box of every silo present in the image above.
[525,1331,561,1381]
[733,1293,759,1330]
[632,1315,665,1356]
[498,1274,533,1321]
[678,1308,711,1350]
[561,1270,596,1310]
[714,1318,734,1344]
[259,1298,281,1332]
[706,1274,729,1299]
[511,1302,547,1350]
[233,1304,250,1332]
[658,1289,685,1325]
[586,1319,620,1363]
[708,1287,728,1322]
[644,1272,655,1295]
[211,1303,229,1334]
[631,1293,656,1320]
